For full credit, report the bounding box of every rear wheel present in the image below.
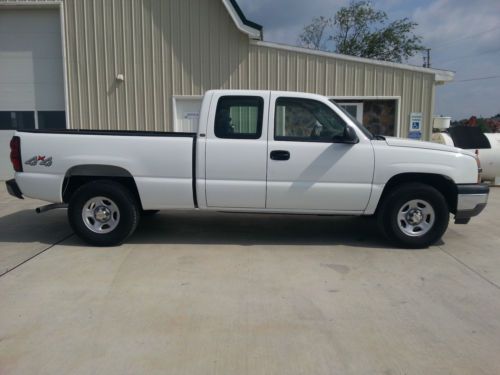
[68,180,140,246]
[377,183,449,248]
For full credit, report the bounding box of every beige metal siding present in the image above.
[0,0,437,139]
[248,44,436,138]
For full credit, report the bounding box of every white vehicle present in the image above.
[6,90,489,248]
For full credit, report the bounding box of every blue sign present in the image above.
[408,131,422,140]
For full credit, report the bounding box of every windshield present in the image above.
[332,101,374,140]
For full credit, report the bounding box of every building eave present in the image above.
[252,40,455,83]
[222,0,263,40]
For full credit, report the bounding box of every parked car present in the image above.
[6,90,489,248]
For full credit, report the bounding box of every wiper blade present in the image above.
[374,134,386,140]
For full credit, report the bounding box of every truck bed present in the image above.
[15,129,198,210]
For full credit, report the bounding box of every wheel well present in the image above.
[62,165,142,209]
[378,173,458,214]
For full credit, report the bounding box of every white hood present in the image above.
[383,137,475,157]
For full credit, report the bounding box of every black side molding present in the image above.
[5,179,23,200]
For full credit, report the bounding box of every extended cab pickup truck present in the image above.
[6,90,489,248]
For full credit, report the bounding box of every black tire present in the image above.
[377,183,449,249]
[68,180,140,247]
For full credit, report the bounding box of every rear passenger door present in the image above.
[205,92,269,208]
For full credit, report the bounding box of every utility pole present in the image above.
[423,48,431,68]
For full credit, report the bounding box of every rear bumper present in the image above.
[454,184,489,224]
[5,179,24,200]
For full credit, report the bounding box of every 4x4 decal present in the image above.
[25,156,53,167]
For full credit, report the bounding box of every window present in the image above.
[38,111,66,130]
[275,98,346,142]
[334,99,397,137]
[0,111,35,130]
[214,96,263,139]
[338,103,363,123]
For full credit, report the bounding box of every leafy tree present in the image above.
[298,1,425,63]
[297,16,331,50]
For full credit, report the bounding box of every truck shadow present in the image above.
[0,209,440,250]
[128,211,412,249]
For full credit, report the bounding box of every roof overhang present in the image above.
[222,0,263,40]
[252,40,455,84]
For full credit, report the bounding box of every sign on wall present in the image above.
[409,112,423,140]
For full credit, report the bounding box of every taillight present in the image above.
[10,136,23,172]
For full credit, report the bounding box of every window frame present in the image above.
[273,97,348,143]
[214,96,264,140]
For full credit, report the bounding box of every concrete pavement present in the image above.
[1,187,500,374]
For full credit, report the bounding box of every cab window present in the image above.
[275,98,347,142]
[214,96,263,139]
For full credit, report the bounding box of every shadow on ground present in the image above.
[0,209,413,249]
[131,212,396,249]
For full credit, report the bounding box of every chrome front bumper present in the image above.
[455,184,489,224]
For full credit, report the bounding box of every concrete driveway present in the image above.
[1,187,499,375]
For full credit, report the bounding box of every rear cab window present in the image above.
[214,96,264,140]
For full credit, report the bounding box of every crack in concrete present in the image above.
[438,246,500,291]
[0,233,74,278]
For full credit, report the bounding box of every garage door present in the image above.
[0,9,65,180]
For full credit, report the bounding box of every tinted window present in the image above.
[275,98,346,142]
[0,111,35,130]
[215,96,263,139]
[38,111,67,130]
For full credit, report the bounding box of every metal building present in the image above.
[0,0,454,179]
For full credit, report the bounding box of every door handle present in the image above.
[270,150,290,161]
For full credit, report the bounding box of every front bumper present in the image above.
[455,184,489,224]
[5,179,23,200]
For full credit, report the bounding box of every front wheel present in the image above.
[377,183,449,249]
[68,180,140,246]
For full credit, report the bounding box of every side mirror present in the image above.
[333,127,359,144]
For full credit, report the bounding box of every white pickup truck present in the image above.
[6,90,489,248]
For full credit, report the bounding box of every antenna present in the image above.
[423,48,431,68]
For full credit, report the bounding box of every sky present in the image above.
[237,0,500,120]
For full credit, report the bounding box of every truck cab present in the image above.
[197,90,374,213]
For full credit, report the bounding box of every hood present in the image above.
[383,137,475,157]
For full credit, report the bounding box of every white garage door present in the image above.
[0,9,65,180]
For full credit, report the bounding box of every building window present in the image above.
[275,98,346,142]
[334,99,397,136]
[0,111,35,130]
[214,96,263,139]
[37,111,66,130]
[363,100,396,136]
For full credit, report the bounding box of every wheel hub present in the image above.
[82,196,120,234]
[406,208,424,225]
[397,199,435,237]
[94,206,112,223]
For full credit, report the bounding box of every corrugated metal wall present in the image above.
[248,43,436,138]
[0,0,437,138]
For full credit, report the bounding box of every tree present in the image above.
[298,1,425,63]
[297,16,331,50]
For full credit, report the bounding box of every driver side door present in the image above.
[266,93,375,212]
